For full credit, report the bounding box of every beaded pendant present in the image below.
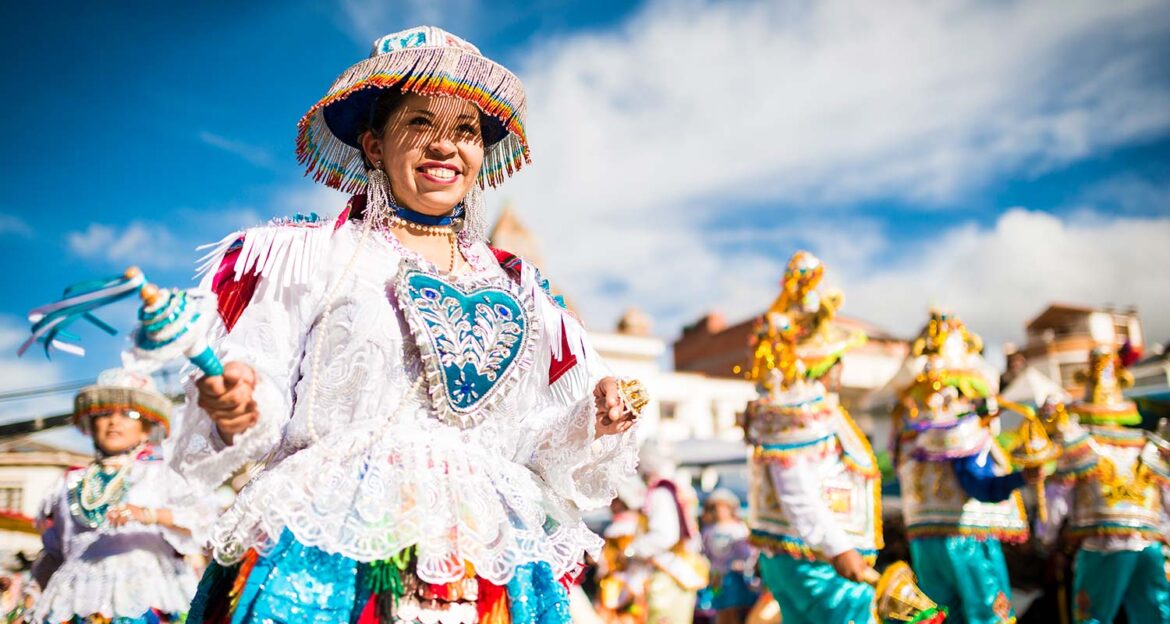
[68,463,131,528]
[395,265,535,428]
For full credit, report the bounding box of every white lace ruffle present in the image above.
[527,396,639,511]
[207,413,605,585]
[177,221,640,586]
[30,549,197,622]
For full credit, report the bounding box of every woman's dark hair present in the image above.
[359,88,408,169]
[358,86,498,170]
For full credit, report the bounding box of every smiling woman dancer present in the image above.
[30,368,208,624]
[171,26,643,624]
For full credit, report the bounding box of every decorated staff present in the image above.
[20,267,223,376]
[1002,400,1062,522]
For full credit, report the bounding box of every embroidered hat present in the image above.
[704,488,741,510]
[74,368,172,435]
[297,25,530,194]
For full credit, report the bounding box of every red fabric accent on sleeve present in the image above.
[488,247,580,386]
[489,246,522,278]
[211,245,260,333]
[558,567,585,590]
[547,319,579,386]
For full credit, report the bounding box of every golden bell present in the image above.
[872,562,948,623]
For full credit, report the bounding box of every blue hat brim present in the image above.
[322,85,509,150]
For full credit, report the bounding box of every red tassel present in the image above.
[476,578,511,624]
[355,591,380,624]
[560,567,584,592]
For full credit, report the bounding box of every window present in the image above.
[0,486,23,512]
[660,401,677,421]
[1059,363,1087,388]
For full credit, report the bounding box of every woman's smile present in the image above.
[417,161,461,185]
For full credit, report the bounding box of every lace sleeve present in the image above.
[169,223,329,491]
[31,484,65,589]
[151,461,220,554]
[519,276,639,511]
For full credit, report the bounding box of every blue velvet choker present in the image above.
[394,203,464,227]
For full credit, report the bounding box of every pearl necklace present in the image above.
[387,214,460,274]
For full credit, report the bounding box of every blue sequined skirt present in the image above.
[187,530,572,624]
[58,610,174,623]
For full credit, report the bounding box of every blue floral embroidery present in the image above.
[402,271,528,416]
[379,29,428,53]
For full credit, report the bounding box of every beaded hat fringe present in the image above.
[296,27,530,194]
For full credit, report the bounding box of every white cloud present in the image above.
[0,213,33,238]
[481,0,1170,341]
[0,315,72,423]
[66,221,184,268]
[198,131,275,169]
[509,0,1169,213]
[834,209,1170,364]
[270,184,349,221]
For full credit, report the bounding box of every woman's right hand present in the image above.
[830,549,872,583]
[196,362,258,446]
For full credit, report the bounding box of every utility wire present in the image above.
[0,380,92,403]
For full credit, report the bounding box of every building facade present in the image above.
[1011,303,1144,396]
[0,437,90,562]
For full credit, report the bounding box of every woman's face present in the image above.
[709,501,736,522]
[363,92,485,215]
[91,410,149,456]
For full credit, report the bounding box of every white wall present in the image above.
[592,332,757,443]
[0,465,64,519]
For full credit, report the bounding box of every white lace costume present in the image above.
[31,451,208,622]
[169,213,639,586]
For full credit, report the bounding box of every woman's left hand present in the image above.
[106,504,148,527]
[594,376,637,437]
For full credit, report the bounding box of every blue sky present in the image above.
[2,0,1170,429]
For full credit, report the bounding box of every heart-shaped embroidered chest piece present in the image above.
[397,269,531,426]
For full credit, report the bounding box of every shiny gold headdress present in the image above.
[747,251,862,391]
[910,308,983,359]
[1069,345,1140,426]
[748,311,802,391]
